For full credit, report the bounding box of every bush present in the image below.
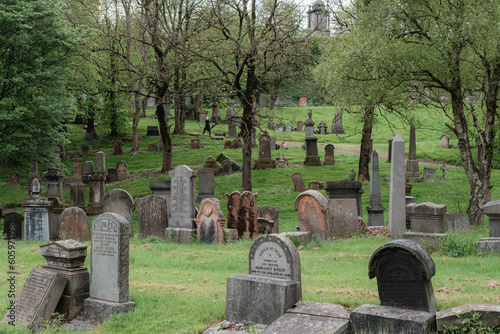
[440,233,479,257]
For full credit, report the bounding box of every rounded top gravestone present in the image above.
[294,190,328,212]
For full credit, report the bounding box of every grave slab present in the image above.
[261,313,349,334]
[436,303,500,332]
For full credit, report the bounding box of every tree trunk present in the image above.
[358,104,374,181]
[156,102,173,172]
[131,92,142,153]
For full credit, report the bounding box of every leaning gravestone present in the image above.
[101,189,135,237]
[257,205,280,234]
[3,267,68,332]
[292,173,307,192]
[295,190,329,240]
[136,195,168,239]
[226,235,301,325]
[350,239,437,334]
[3,212,23,240]
[81,212,135,323]
[59,207,91,240]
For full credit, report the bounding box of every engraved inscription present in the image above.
[250,241,291,279]
[172,176,188,213]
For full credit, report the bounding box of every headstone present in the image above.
[286,125,293,132]
[405,124,421,181]
[87,171,106,215]
[116,161,128,181]
[423,167,436,183]
[43,168,64,201]
[3,212,23,240]
[443,213,470,234]
[317,121,328,135]
[295,190,329,240]
[166,165,197,242]
[286,96,292,105]
[27,158,40,185]
[101,189,135,237]
[304,137,321,166]
[147,125,160,136]
[292,173,306,192]
[389,134,406,238]
[194,198,225,243]
[22,178,50,242]
[366,151,386,226]
[40,239,90,320]
[406,202,447,233]
[232,138,243,149]
[405,196,417,229]
[81,145,90,157]
[3,267,68,332]
[257,206,280,234]
[197,168,216,203]
[276,154,288,168]
[441,164,448,180]
[211,105,222,122]
[440,134,450,148]
[323,144,335,165]
[113,141,123,155]
[216,153,243,172]
[70,159,86,208]
[95,151,106,177]
[296,121,304,132]
[59,207,91,240]
[331,113,345,134]
[220,160,232,174]
[348,168,356,181]
[477,200,500,252]
[254,134,276,169]
[259,95,267,108]
[226,189,258,238]
[350,239,437,334]
[191,138,201,149]
[203,156,219,175]
[226,235,301,325]
[386,139,393,163]
[81,212,135,323]
[147,143,158,152]
[83,161,94,183]
[9,171,20,187]
[136,195,168,239]
[228,123,238,138]
[299,96,307,107]
[324,181,364,238]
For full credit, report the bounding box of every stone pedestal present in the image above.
[304,137,321,166]
[366,150,385,226]
[406,202,447,233]
[81,298,136,324]
[476,199,500,253]
[22,199,51,242]
[70,183,86,208]
[48,198,64,240]
[87,175,105,215]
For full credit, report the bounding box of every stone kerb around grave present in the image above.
[226,235,302,325]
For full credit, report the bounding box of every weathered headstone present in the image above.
[423,167,436,183]
[389,134,406,238]
[406,202,447,233]
[197,168,216,203]
[304,137,321,166]
[276,154,288,168]
[59,207,91,240]
[258,205,280,234]
[406,124,421,181]
[299,96,307,107]
[366,151,386,226]
[149,180,171,217]
[216,153,242,172]
[95,151,106,177]
[87,170,106,215]
[304,109,315,138]
[211,105,222,123]
[286,124,293,132]
[226,189,258,238]
[350,239,437,334]
[22,178,51,242]
[440,134,450,148]
[83,161,94,183]
[101,189,135,237]
[477,200,500,252]
[292,173,306,192]
[147,143,158,152]
[295,190,329,240]
[296,120,304,132]
[324,144,335,165]
[228,123,238,138]
[324,181,363,238]
[70,159,86,208]
[203,156,219,175]
[331,113,345,134]
[317,121,328,135]
[9,171,20,187]
[137,195,168,239]
[44,168,64,201]
[441,164,448,180]
[166,165,197,242]
[221,160,233,174]
[191,138,201,149]
[81,145,90,157]
[194,198,225,243]
[147,125,159,136]
[81,212,135,323]
[3,267,68,332]
[116,161,128,181]
[3,212,23,240]
[226,235,301,325]
[259,95,267,108]
[254,134,276,169]
[113,141,123,155]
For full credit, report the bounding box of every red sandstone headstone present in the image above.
[194,198,225,243]
[294,190,329,240]
[9,171,21,187]
[299,96,307,107]
[226,190,258,238]
[59,207,91,240]
[292,173,306,192]
[116,161,128,181]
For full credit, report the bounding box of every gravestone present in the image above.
[324,144,335,165]
[221,160,233,174]
[81,212,135,323]
[389,134,406,238]
[226,189,258,238]
[70,159,86,208]
[147,125,159,136]
[197,168,216,203]
[299,96,307,107]
[254,134,276,169]
[317,121,328,135]
[350,239,437,334]
[137,195,168,239]
[405,124,421,181]
[107,168,117,182]
[95,151,106,177]
[27,158,40,185]
[3,267,68,332]
[366,151,386,226]
[258,205,280,234]
[423,167,436,183]
[87,169,106,215]
[286,125,293,132]
[3,212,23,240]
[477,200,500,252]
[147,143,157,152]
[228,123,238,138]
[295,190,329,240]
[9,171,20,187]
[216,153,242,172]
[232,138,243,149]
[304,137,321,166]
[166,165,197,242]
[440,134,450,148]
[194,198,225,244]
[443,213,470,234]
[386,139,393,163]
[203,156,219,175]
[113,141,123,155]
[304,109,315,138]
[226,235,301,325]
[348,168,356,181]
[44,168,64,201]
[22,178,51,242]
[324,181,364,238]
[83,161,94,183]
[296,120,304,132]
[276,154,288,168]
[149,180,171,218]
[259,95,267,108]
[441,164,448,180]
[191,139,201,149]
[81,145,90,157]
[211,105,222,123]
[40,239,89,321]
[59,207,91,240]
[292,173,306,192]
[331,113,345,134]
[286,96,292,105]
[116,161,128,181]
[270,137,276,150]
[405,202,447,233]
[101,189,135,237]
[405,196,417,229]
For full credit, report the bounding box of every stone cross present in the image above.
[389,134,406,237]
[441,164,448,180]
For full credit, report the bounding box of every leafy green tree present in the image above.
[0,0,78,166]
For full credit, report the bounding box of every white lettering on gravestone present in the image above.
[250,241,291,279]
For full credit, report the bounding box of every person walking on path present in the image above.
[203,116,211,135]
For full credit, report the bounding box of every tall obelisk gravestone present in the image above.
[405,124,421,182]
[366,150,385,226]
[389,134,406,237]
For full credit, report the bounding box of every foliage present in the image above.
[443,311,500,333]
[0,0,78,166]
[440,233,481,257]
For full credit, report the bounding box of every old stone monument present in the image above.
[259,95,267,108]
[83,161,94,183]
[331,112,345,134]
[95,151,107,178]
[476,199,500,252]
[226,189,258,238]
[389,134,406,237]
[81,213,135,323]
[43,168,65,239]
[406,124,421,182]
[292,173,307,192]
[304,110,321,166]
[137,195,169,239]
[324,144,335,165]
[22,178,51,242]
[166,165,197,242]
[113,141,123,155]
[101,189,135,237]
[404,202,447,236]
[366,150,386,226]
[317,121,328,135]
[254,134,276,169]
[3,212,23,240]
[59,207,91,240]
[350,239,437,333]
[194,198,226,244]
[257,205,280,234]
[203,156,219,175]
[116,161,128,181]
[440,134,450,148]
[324,181,364,238]
[196,168,216,203]
[299,96,307,107]
[295,190,329,240]
[423,167,436,183]
[226,235,301,325]
[9,171,20,187]
[70,159,86,208]
[296,120,304,132]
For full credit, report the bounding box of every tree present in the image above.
[0,0,78,166]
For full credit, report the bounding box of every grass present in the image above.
[0,105,499,333]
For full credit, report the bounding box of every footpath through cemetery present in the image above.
[1,106,500,334]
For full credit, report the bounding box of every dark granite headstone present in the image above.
[136,195,168,239]
[113,141,123,155]
[195,198,225,244]
[3,212,23,239]
[198,218,216,243]
[9,171,21,187]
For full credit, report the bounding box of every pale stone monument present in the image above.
[389,134,406,237]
